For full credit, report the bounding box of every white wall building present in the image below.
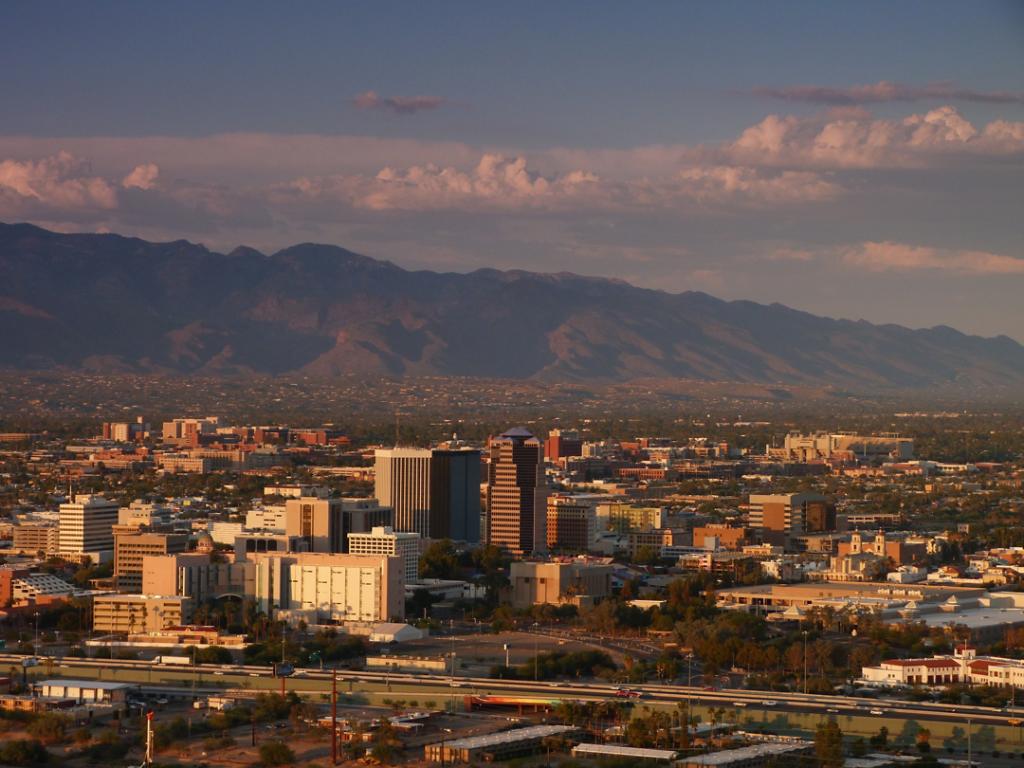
[347,526,423,583]
[279,552,405,625]
[59,494,119,556]
[861,647,1024,689]
[118,500,172,527]
[245,505,288,532]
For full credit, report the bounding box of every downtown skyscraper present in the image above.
[486,427,547,555]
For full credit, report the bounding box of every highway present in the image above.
[5,653,1023,730]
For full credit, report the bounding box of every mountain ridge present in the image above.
[1,221,1022,391]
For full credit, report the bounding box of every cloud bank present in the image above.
[754,80,1024,106]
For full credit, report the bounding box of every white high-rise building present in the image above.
[59,494,119,556]
[374,448,432,535]
[347,526,423,583]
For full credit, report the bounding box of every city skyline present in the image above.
[1,2,1022,339]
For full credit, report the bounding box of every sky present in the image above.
[1,1,1023,338]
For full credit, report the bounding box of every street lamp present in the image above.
[33,612,40,658]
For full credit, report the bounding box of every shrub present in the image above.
[259,740,296,766]
[0,739,50,765]
[26,713,68,744]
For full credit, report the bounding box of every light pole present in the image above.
[438,726,453,767]
[33,612,40,658]
[967,717,972,766]
[533,623,540,681]
[802,630,809,694]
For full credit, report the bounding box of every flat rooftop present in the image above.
[439,725,575,751]
[682,741,812,765]
[38,679,134,690]
[572,743,678,760]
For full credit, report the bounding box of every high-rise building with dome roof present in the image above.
[486,428,547,555]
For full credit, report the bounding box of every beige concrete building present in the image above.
[118,500,171,527]
[12,523,60,555]
[781,431,913,462]
[510,561,611,608]
[283,496,391,553]
[747,493,832,542]
[142,552,254,602]
[114,530,189,592]
[249,551,405,625]
[92,594,193,634]
[595,502,666,533]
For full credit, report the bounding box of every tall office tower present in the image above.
[486,427,547,555]
[430,448,482,542]
[283,496,392,553]
[374,448,433,535]
[59,494,120,557]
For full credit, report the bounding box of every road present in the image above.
[5,652,1023,733]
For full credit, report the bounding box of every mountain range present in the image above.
[1,221,1023,391]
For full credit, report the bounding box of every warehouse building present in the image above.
[425,725,576,763]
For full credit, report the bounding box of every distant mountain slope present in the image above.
[1,221,1023,390]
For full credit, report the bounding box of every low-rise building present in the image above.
[36,680,135,704]
[11,523,60,554]
[92,594,193,634]
[114,530,189,592]
[510,560,611,608]
[679,741,813,767]
[425,725,576,764]
[861,646,1024,689]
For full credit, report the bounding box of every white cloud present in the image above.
[726,106,1024,168]
[843,241,1024,275]
[288,154,604,212]
[0,151,117,212]
[122,162,159,190]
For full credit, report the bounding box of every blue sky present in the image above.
[2,1,1023,337]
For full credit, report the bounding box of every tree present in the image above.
[815,720,844,768]
[869,725,888,749]
[371,719,402,763]
[258,740,295,766]
[194,645,233,664]
[419,540,460,579]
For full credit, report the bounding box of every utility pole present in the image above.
[145,711,154,766]
[331,668,338,765]
[802,630,809,694]
[280,622,287,697]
